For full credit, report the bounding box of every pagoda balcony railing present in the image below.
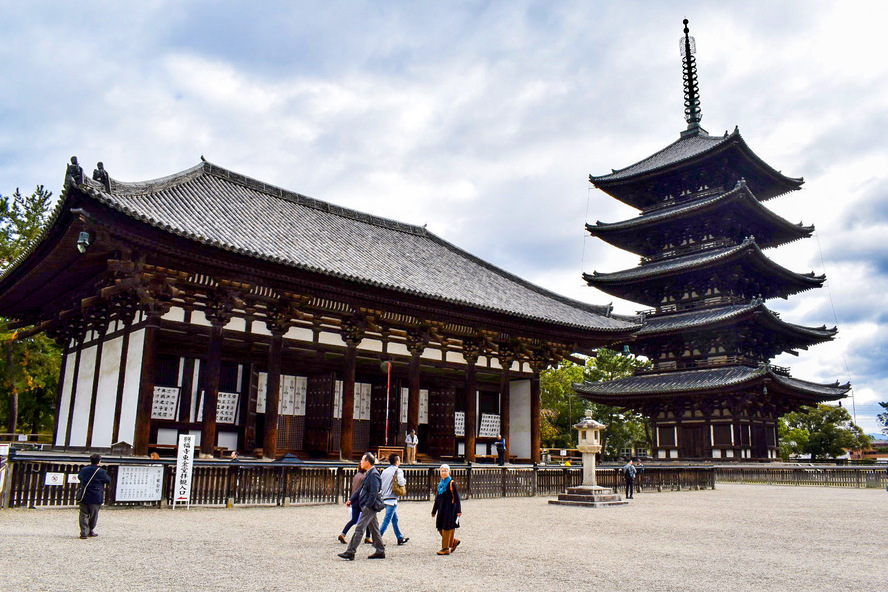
[768,364,791,377]
[641,237,735,265]
[641,185,726,215]
[640,355,762,374]
[638,295,748,318]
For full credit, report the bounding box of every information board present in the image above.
[479,413,501,438]
[173,434,196,508]
[115,465,164,501]
[216,391,240,424]
[454,411,465,436]
[419,389,429,425]
[399,388,409,423]
[151,386,180,420]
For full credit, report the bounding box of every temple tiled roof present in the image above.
[592,132,730,182]
[573,365,849,400]
[64,161,637,333]
[586,181,814,255]
[583,237,825,305]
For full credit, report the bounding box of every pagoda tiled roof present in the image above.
[589,128,804,208]
[573,364,849,401]
[583,237,825,306]
[635,301,837,345]
[586,181,814,255]
[54,161,637,334]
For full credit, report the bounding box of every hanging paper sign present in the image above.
[479,413,501,438]
[294,376,308,416]
[280,376,296,416]
[173,434,195,508]
[115,465,164,501]
[454,411,465,437]
[216,392,240,424]
[257,372,268,413]
[333,381,343,419]
[359,383,372,420]
[419,389,429,425]
[151,386,180,420]
[399,388,409,424]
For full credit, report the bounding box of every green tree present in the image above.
[539,349,651,459]
[1,186,62,435]
[779,404,871,460]
[877,402,888,436]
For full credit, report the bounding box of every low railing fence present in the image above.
[715,466,888,489]
[1,454,715,509]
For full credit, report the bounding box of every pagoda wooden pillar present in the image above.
[85,310,110,448]
[463,344,480,462]
[406,330,428,434]
[134,311,162,455]
[64,322,87,448]
[263,328,285,459]
[200,319,224,456]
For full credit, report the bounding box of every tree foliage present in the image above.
[1,186,62,435]
[779,404,871,460]
[540,349,651,459]
[877,402,888,436]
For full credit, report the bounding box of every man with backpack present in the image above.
[623,458,637,500]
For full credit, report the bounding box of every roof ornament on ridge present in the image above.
[680,19,706,138]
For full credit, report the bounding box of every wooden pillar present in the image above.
[112,304,136,444]
[134,312,161,456]
[530,368,542,464]
[85,311,109,448]
[263,329,284,459]
[63,327,85,448]
[408,348,421,433]
[499,356,512,457]
[340,341,358,460]
[200,320,224,456]
[463,345,480,462]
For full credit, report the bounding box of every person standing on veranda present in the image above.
[405,429,418,465]
[494,434,507,466]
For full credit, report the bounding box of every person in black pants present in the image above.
[623,458,637,500]
[494,434,507,466]
[77,454,111,539]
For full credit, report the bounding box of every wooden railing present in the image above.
[0,452,716,509]
[715,466,888,489]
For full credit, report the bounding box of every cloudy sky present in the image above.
[2,1,887,434]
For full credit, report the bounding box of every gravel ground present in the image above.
[2,484,886,592]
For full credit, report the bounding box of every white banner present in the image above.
[419,389,429,425]
[454,411,465,437]
[151,386,180,420]
[479,413,501,438]
[399,387,409,424]
[173,434,196,508]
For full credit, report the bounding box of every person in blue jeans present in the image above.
[379,453,409,545]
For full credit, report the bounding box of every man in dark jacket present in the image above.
[77,454,111,539]
[338,452,385,560]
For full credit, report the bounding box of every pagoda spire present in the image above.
[680,18,705,137]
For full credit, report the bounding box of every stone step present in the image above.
[566,486,617,495]
[556,493,623,503]
[548,499,629,508]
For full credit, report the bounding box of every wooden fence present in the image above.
[0,453,715,509]
[715,466,888,489]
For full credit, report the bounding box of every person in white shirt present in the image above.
[379,454,409,545]
[405,429,418,465]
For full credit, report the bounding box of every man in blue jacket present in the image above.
[339,452,386,560]
[77,454,111,539]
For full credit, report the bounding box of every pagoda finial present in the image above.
[680,18,703,136]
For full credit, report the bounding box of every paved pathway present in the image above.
[2,484,885,591]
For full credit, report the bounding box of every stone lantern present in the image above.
[574,409,605,487]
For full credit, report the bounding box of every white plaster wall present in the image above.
[318,331,346,347]
[489,357,502,370]
[68,345,97,447]
[54,352,77,446]
[358,339,383,353]
[191,310,210,327]
[509,379,531,459]
[475,443,487,456]
[117,329,145,446]
[251,320,272,336]
[226,317,246,332]
[285,326,313,342]
[445,351,463,364]
[388,342,409,356]
[420,347,441,361]
[162,306,185,322]
[91,337,123,447]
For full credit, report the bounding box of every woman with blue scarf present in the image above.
[431,464,461,555]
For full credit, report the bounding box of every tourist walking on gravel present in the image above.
[379,454,409,545]
[338,466,366,544]
[338,452,386,560]
[431,464,461,555]
[77,454,111,539]
[623,458,637,500]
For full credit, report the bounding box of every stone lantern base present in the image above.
[548,485,628,508]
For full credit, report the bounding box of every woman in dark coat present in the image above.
[431,464,461,555]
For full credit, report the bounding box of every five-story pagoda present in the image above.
[574,20,850,461]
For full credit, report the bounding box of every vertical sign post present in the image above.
[173,434,195,509]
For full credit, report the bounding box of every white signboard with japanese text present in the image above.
[333,380,343,419]
[399,388,409,424]
[294,376,308,416]
[173,434,196,508]
[151,386,180,420]
[216,392,239,424]
[358,383,372,420]
[115,465,164,501]
[257,372,268,413]
[280,375,296,416]
[419,389,429,425]
[479,413,501,438]
[454,411,465,437]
